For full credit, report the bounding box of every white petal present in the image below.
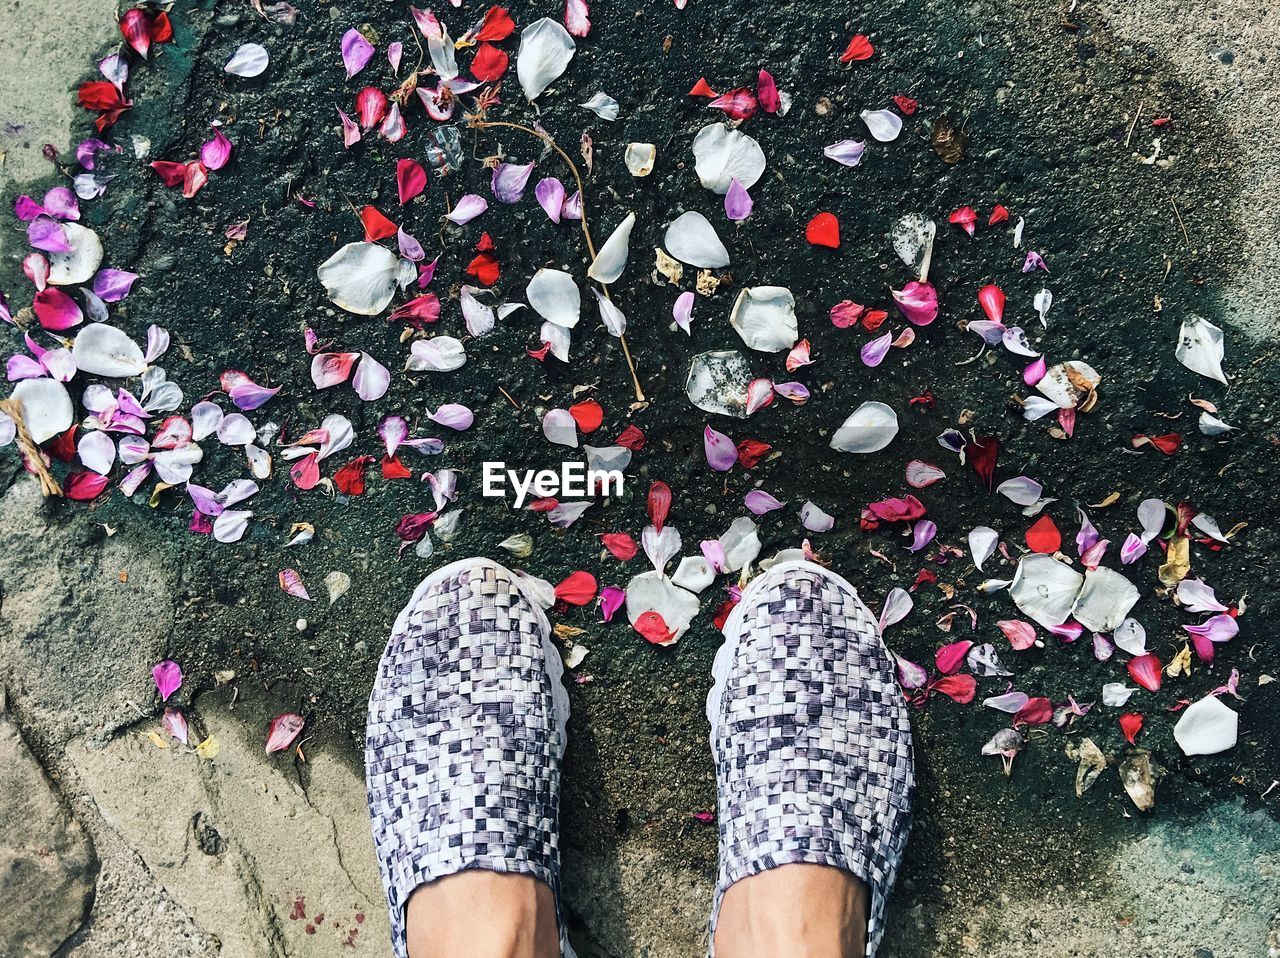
[353,352,391,401]
[72,323,146,378]
[1009,553,1084,628]
[624,570,700,642]
[860,108,903,142]
[692,123,766,195]
[190,401,223,441]
[1101,682,1137,707]
[729,286,797,353]
[77,429,115,474]
[46,223,103,286]
[1191,513,1230,543]
[719,516,761,572]
[214,509,252,543]
[969,526,999,571]
[583,444,631,476]
[642,524,682,573]
[594,289,626,337]
[526,268,581,327]
[225,42,270,77]
[579,91,620,120]
[664,211,730,268]
[516,17,576,101]
[800,501,835,533]
[1036,360,1100,409]
[316,242,402,316]
[1175,314,1227,384]
[1033,288,1053,326]
[587,212,634,284]
[1198,411,1234,436]
[407,336,466,372]
[10,379,72,444]
[217,413,256,446]
[830,401,898,454]
[1071,567,1140,633]
[1173,695,1238,756]
[997,476,1043,506]
[460,286,496,337]
[541,322,571,362]
[542,408,578,447]
[671,556,714,593]
[1112,617,1147,656]
[624,143,656,177]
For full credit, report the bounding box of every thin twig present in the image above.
[497,385,522,410]
[1124,100,1143,148]
[1169,196,1191,245]
[469,118,646,402]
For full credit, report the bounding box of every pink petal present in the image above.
[162,707,189,744]
[673,290,695,334]
[337,107,361,148]
[352,352,390,401]
[446,194,488,225]
[265,712,305,754]
[724,177,753,221]
[279,568,311,600]
[935,640,973,674]
[565,0,591,36]
[744,489,785,515]
[891,280,938,325]
[1023,355,1047,386]
[998,619,1038,651]
[772,381,810,404]
[429,403,475,430]
[379,414,409,457]
[905,460,945,488]
[310,351,359,389]
[822,139,866,166]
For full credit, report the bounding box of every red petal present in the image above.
[635,610,676,646]
[892,94,918,115]
[527,497,559,512]
[948,205,978,237]
[466,251,500,286]
[78,80,127,111]
[1127,653,1163,692]
[475,5,515,41]
[988,204,1010,225]
[601,533,637,561]
[568,400,603,433]
[840,34,874,62]
[49,426,78,462]
[930,673,976,704]
[1025,515,1061,554]
[862,308,888,332]
[356,86,388,130]
[65,471,110,501]
[475,231,496,251]
[149,11,174,43]
[396,158,427,205]
[471,41,509,82]
[805,212,840,249]
[648,480,672,532]
[149,160,188,187]
[360,205,398,241]
[1119,713,1144,744]
[1013,696,1054,726]
[554,570,598,606]
[735,439,771,469]
[291,452,320,490]
[381,455,412,479]
[965,435,999,491]
[333,455,373,495]
[713,599,736,631]
[687,77,718,98]
[615,424,646,450]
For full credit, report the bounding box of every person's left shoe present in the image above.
[365,557,573,958]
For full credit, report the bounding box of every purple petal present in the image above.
[744,489,785,515]
[76,137,115,170]
[860,331,892,367]
[773,381,810,403]
[561,190,583,220]
[823,139,866,167]
[27,217,71,253]
[42,187,80,221]
[491,161,535,203]
[535,177,565,222]
[152,660,183,702]
[724,177,753,221]
[909,519,937,552]
[446,194,488,225]
[1120,533,1147,564]
[1022,250,1049,273]
[228,380,280,411]
[93,268,139,302]
[341,28,375,77]
[1183,614,1238,645]
[429,403,474,430]
[398,226,425,261]
[704,425,737,472]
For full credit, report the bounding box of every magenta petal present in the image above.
[909,519,937,552]
[341,27,375,77]
[429,403,475,430]
[535,177,565,222]
[724,177,753,221]
[33,287,83,331]
[704,425,737,472]
[492,161,535,203]
[199,126,234,171]
[892,280,939,325]
[1023,355,1047,386]
[600,585,625,622]
[935,639,973,674]
[93,268,139,302]
[1120,533,1147,565]
[152,659,183,702]
[744,489,785,514]
[860,331,892,367]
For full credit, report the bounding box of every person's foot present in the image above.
[706,557,915,957]
[365,557,572,958]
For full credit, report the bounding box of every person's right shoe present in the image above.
[706,557,915,957]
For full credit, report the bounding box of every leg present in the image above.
[714,864,870,958]
[405,872,559,958]
[366,558,573,958]
[707,558,914,958]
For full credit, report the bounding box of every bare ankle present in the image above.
[715,864,869,958]
[405,871,559,958]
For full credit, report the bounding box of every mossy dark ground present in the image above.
[2,0,1278,952]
